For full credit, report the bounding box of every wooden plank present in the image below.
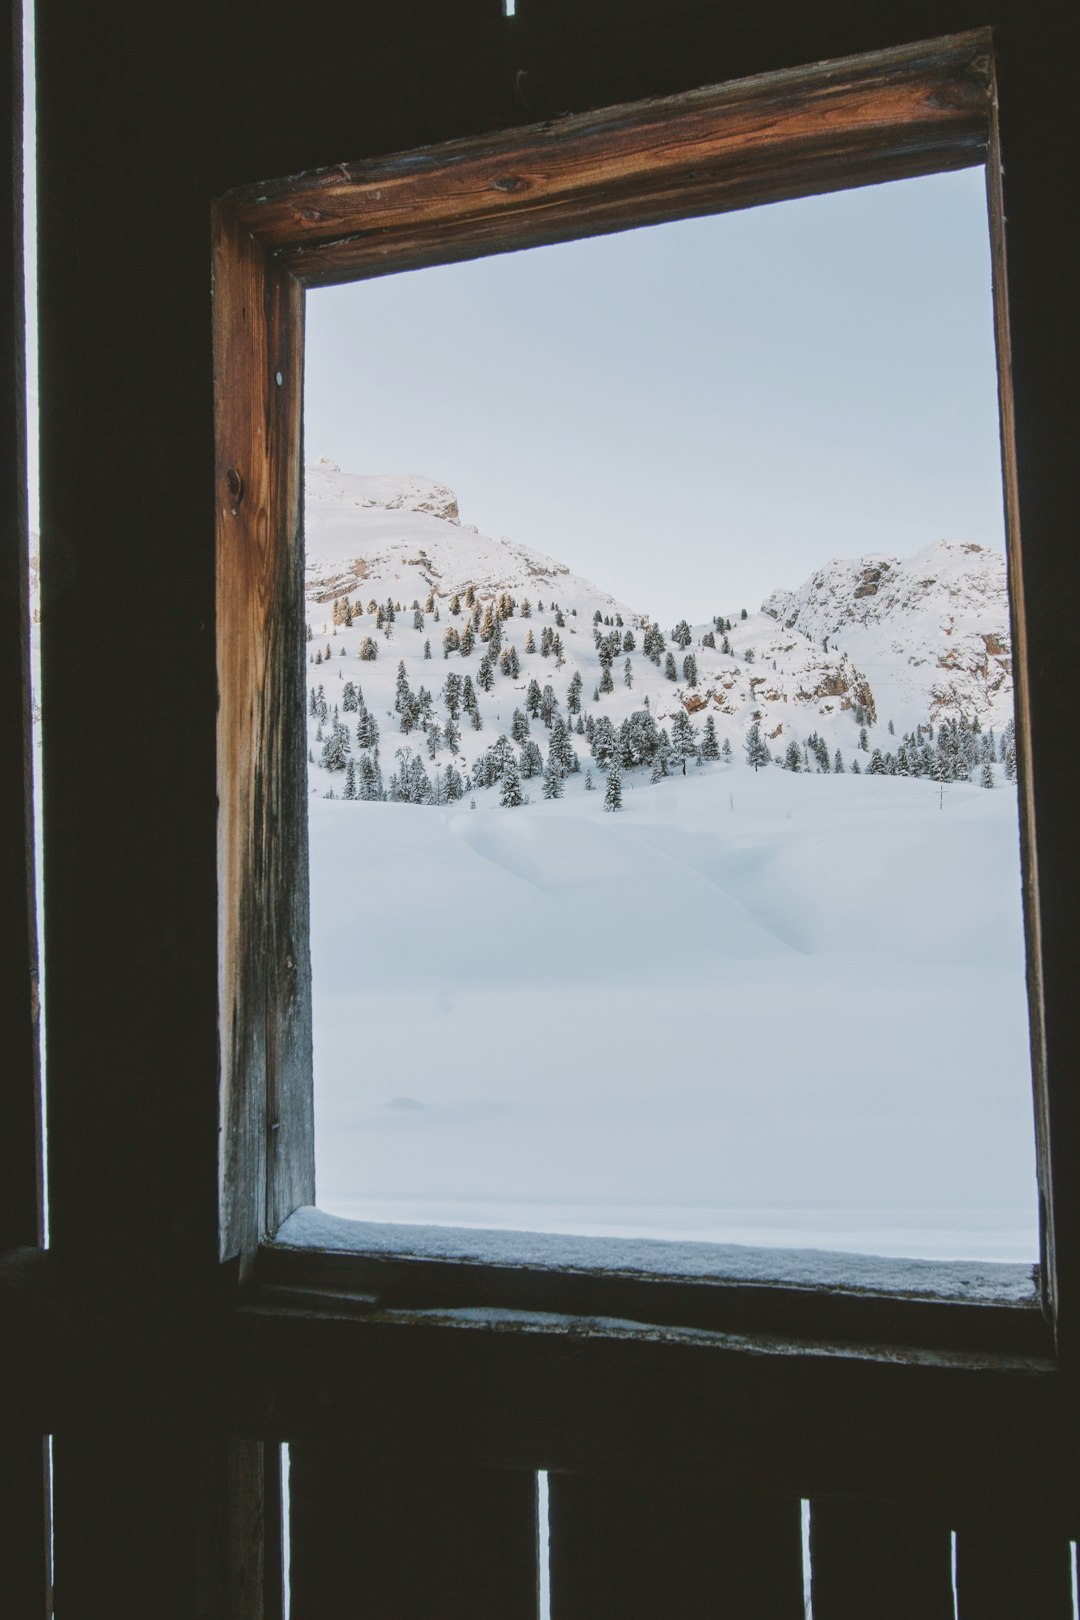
[223,33,991,289]
[0,1436,51,1620]
[809,1498,953,1619]
[548,1473,803,1618]
[988,24,1080,1367]
[228,1303,1080,1523]
[955,1516,1074,1619]
[0,1,49,1611]
[288,1445,538,1618]
[256,1239,1050,1360]
[0,0,41,1257]
[213,211,314,1267]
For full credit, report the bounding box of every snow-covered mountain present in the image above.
[306,458,627,616]
[762,540,1013,733]
[303,461,1016,799]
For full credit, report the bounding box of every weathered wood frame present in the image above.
[215,27,1062,1316]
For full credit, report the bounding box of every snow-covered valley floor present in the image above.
[311,763,1038,1263]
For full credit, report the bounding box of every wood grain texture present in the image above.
[224,33,991,289]
[288,1447,538,1618]
[809,1498,953,1619]
[548,1474,803,1619]
[214,210,314,1268]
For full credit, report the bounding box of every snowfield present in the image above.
[311,765,1036,1262]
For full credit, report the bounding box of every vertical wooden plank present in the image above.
[288,1446,538,1620]
[809,1498,953,1619]
[955,1518,1073,1620]
[213,207,314,1267]
[548,1473,804,1619]
[989,27,1080,1360]
[0,1436,50,1619]
[0,0,49,1614]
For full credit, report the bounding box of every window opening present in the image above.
[301,167,1036,1274]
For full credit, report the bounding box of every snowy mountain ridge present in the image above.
[304,462,1015,768]
[305,458,610,615]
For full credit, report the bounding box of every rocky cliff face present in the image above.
[762,539,1013,731]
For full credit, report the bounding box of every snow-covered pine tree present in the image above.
[833,749,845,773]
[542,755,565,800]
[783,739,801,771]
[664,652,677,682]
[720,737,733,764]
[682,653,699,687]
[701,715,720,760]
[744,721,769,771]
[358,636,377,661]
[604,757,623,811]
[670,709,698,775]
[500,759,525,808]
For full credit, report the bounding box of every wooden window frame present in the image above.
[211,30,1079,1528]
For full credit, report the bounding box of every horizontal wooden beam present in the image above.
[257,1240,1050,1361]
[221,32,991,288]
[225,1296,1080,1527]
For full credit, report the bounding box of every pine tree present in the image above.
[500,759,525,808]
[720,737,733,764]
[604,756,623,811]
[623,657,633,688]
[664,651,677,681]
[413,607,424,630]
[584,770,595,791]
[833,749,845,773]
[981,760,995,789]
[343,759,358,799]
[783,739,801,771]
[423,639,431,659]
[567,670,583,713]
[459,621,475,657]
[358,636,377,661]
[701,715,720,760]
[442,625,460,658]
[511,707,530,744]
[542,755,565,800]
[682,652,699,687]
[671,710,698,774]
[744,721,769,771]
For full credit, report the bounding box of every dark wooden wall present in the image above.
[2,0,1078,1613]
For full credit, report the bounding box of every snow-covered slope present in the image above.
[305,457,632,619]
[762,540,1013,732]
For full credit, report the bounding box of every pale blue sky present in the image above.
[305,166,1004,627]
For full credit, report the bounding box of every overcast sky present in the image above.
[305,166,1003,627]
